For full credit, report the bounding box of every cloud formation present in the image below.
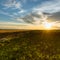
[0,0,60,29]
[2,0,22,9]
[33,0,60,13]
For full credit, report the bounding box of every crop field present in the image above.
[0,30,60,60]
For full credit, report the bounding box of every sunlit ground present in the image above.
[0,30,60,60]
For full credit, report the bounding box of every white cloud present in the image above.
[0,21,60,29]
[33,0,60,13]
[15,18,25,23]
[18,10,26,13]
[0,22,20,25]
[31,0,60,29]
[1,0,26,18]
[15,2,21,9]
[0,21,32,26]
[32,17,41,25]
[13,13,18,16]
[0,21,35,29]
[52,21,60,28]
[0,10,14,18]
[2,0,22,10]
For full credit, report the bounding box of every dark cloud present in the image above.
[48,12,60,21]
[18,12,44,24]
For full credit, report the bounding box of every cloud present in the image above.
[31,0,60,29]
[32,17,41,25]
[15,18,25,23]
[13,13,18,16]
[0,22,20,25]
[18,9,26,13]
[33,0,60,13]
[14,12,48,24]
[0,25,40,29]
[48,12,60,21]
[0,21,60,29]
[0,10,14,18]
[2,0,22,10]
[0,9,26,18]
[0,22,35,29]
[0,0,60,29]
[14,10,60,29]
[1,0,26,18]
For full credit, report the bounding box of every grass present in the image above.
[0,30,60,60]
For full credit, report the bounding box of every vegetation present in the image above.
[0,30,60,60]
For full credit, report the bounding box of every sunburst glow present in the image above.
[43,21,54,30]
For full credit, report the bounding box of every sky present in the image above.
[0,0,60,29]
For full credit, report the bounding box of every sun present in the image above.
[43,22,53,30]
